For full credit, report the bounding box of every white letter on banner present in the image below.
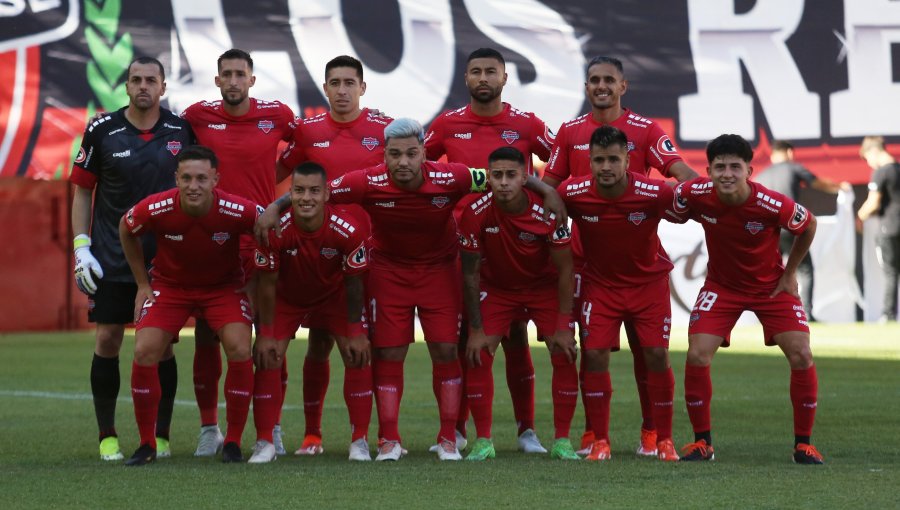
[678,0,819,141]
[168,0,299,114]
[462,0,584,130]
[287,0,454,122]
[830,0,900,137]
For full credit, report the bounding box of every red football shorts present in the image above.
[368,260,461,347]
[274,289,366,339]
[579,277,671,351]
[481,284,558,339]
[136,283,252,335]
[688,280,809,346]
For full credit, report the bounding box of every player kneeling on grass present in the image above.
[251,162,372,463]
[674,134,823,464]
[559,126,682,462]
[119,145,258,465]
[460,147,578,461]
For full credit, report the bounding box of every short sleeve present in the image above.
[548,223,571,248]
[328,169,367,204]
[456,206,482,252]
[778,196,813,235]
[342,220,370,275]
[281,104,298,142]
[530,115,554,162]
[279,124,307,170]
[424,115,447,161]
[124,198,153,237]
[645,123,683,177]
[672,181,692,216]
[544,124,570,182]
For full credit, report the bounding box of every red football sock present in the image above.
[131,361,160,449]
[193,342,222,426]
[646,368,675,441]
[790,365,818,437]
[455,342,469,437]
[631,345,654,431]
[433,359,463,443]
[344,365,373,442]
[253,368,281,443]
[277,355,288,424]
[581,370,612,441]
[580,354,591,433]
[223,359,253,445]
[551,352,578,439]
[684,364,712,434]
[466,350,495,439]
[505,343,536,435]
[302,357,330,438]
[373,359,404,442]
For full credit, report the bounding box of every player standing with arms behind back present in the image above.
[70,57,193,461]
[674,134,823,464]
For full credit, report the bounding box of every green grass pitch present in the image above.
[0,322,897,508]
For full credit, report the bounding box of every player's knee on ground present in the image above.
[582,348,611,372]
[642,346,669,372]
[94,324,126,357]
[775,332,814,369]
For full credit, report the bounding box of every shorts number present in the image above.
[369,298,376,324]
[479,291,487,302]
[142,290,161,309]
[573,274,582,299]
[581,301,592,326]
[693,291,718,312]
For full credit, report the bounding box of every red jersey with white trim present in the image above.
[279,108,391,180]
[545,108,682,182]
[124,189,260,287]
[328,162,487,266]
[673,177,814,296]
[424,103,553,173]
[180,98,295,205]
[254,204,369,308]
[560,173,681,287]
[458,189,570,290]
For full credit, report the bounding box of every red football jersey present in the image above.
[424,103,553,173]
[328,162,487,266]
[279,108,391,180]
[673,178,814,296]
[180,98,295,205]
[124,188,259,287]
[560,173,680,287]
[254,204,369,308]
[458,189,570,290]
[545,108,683,182]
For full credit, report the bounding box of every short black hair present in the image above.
[127,57,165,81]
[586,56,624,80]
[293,161,327,182]
[325,55,363,81]
[771,140,794,152]
[706,134,753,163]
[218,48,253,71]
[590,125,629,151]
[488,146,525,167]
[177,145,218,169]
[467,48,505,66]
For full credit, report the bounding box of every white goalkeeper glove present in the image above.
[74,234,104,295]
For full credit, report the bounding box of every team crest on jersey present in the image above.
[166,141,182,156]
[627,141,635,152]
[789,204,808,230]
[254,250,269,268]
[212,232,230,245]
[657,135,678,156]
[501,130,520,144]
[745,221,764,235]
[321,247,338,259]
[432,196,450,208]
[347,245,367,269]
[628,212,647,225]
[75,147,86,164]
[518,231,537,243]
[361,137,379,151]
[125,207,135,227]
[258,120,274,133]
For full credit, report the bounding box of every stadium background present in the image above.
[1,0,898,329]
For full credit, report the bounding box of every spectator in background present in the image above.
[857,136,900,323]
[754,140,849,321]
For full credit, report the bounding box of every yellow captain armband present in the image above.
[469,167,488,193]
[73,234,91,251]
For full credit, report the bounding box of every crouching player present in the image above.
[119,146,257,465]
[559,126,681,462]
[251,162,372,463]
[674,134,823,464]
[459,147,578,461]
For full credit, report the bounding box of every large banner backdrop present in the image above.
[2,0,899,181]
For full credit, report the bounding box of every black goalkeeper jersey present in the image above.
[70,107,194,282]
